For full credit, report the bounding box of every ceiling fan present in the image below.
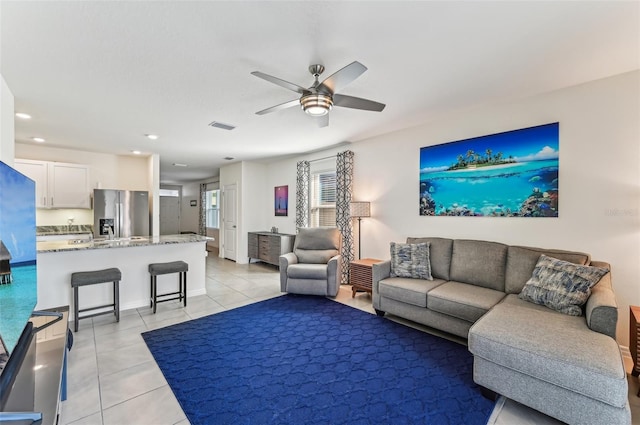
[251,61,385,127]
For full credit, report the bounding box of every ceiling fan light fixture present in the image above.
[300,94,333,117]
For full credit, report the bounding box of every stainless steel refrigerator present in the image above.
[93,189,150,238]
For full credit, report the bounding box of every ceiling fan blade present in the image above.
[316,114,329,128]
[255,99,300,115]
[333,94,386,112]
[317,61,367,94]
[251,71,308,95]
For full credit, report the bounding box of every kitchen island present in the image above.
[36,234,208,317]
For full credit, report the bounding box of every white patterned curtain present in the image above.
[296,161,310,230]
[336,150,354,284]
[198,183,206,236]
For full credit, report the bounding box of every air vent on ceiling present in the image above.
[209,121,236,131]
[223,157,235,161]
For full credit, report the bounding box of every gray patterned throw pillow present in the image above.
[390,242,433,280]
[518,254,608,316]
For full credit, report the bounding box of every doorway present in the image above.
[222,183,237,261]
[159,186,181,235]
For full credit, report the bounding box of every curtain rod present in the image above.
[307,155,336,163]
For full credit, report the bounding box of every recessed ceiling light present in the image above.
[131,150,141,155]
[145,134,159,140]
[172,163,188,167]
[16,113,32,119]
[32,137,45,143]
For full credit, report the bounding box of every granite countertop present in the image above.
[37,234,210,253]
[36,225,93,236]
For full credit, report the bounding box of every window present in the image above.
[206,189,220,229]
[310,171,336,227]
[159,188,179,197]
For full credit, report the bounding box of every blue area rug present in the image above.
[142,295,495,425]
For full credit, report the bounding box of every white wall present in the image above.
[263,71,640,346]
[15,144,150,191]
[14,144,154,225]
[0,75,15,165]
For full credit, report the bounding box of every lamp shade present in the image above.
[350,201,371,218]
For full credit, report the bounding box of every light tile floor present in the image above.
[60,255,640,425]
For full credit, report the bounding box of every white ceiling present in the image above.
[1,1,638,183]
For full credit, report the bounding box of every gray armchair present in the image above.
[279,227,342,297]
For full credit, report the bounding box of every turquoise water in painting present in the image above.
[420,160,559,216]
[0,263,37,354]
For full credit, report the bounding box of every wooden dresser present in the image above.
[248,232,295,267]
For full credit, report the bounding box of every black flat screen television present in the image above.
[0,160,37,410]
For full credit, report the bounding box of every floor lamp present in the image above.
[350,202,371,260]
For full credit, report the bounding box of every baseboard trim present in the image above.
[620,344,631,361]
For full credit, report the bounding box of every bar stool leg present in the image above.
[183,272,187,307]
[114,280,120,322]
[149,275,153,308]
[74,286,79,332]
[152,275,158,314]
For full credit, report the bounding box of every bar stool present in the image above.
[148,261,188,313]
[70,267,122,332]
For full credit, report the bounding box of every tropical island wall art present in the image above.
[419,122,559,217]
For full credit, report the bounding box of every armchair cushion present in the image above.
[287,264,328,280]
[293,227,341,264]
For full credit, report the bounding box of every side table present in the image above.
[350,258,382,298]
[631,306,640,372]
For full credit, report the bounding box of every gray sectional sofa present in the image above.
[372,237,630,425]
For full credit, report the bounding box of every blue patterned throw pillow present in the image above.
[390,242,433,280]
[518,254,608,316]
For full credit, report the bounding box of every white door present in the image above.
[222,183,237,261]
[159,195,181,235]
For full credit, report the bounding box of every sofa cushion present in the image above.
[449,239,507,291]
[407,237,453,280]
[379,277,445,308]
[287,264,328,280]
[469,295,627,408]
[518,255,608,316]
[390,242,432,280]
[427,281,505,323]
[505,246,591,294]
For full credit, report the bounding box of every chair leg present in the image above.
[150,275,153,308]
[73,287,79,332]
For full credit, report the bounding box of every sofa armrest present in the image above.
[372,260,391,295]
[279,253,298,292]
[585,262,617,339]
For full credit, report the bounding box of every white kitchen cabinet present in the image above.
[14,159,49,208]
[14,159,91,209]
